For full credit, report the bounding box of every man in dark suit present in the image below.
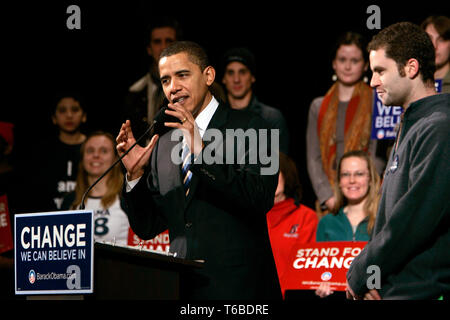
[116,41,281,299]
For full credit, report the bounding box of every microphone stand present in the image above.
[79,120,157,210]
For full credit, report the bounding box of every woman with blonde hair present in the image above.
[62,131,129,245]
[315,150,380,298]
[316,150,380,242]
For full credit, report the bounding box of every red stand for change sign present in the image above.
[127,228,170,254]
[281,241,367,292]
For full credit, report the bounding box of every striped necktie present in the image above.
[181,143,194,196]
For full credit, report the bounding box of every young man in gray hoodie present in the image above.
[346,22,450,300]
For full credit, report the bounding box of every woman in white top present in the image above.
[62,131,129,245]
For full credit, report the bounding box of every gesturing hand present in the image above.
[315,282,334,298]
[116,120,159,181]
[363,289,381,300]
[345,280,381,300]
[164,103,203,156]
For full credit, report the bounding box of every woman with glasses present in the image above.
[315,150,381,298]
[316,150,381,243]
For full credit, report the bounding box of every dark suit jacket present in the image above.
[123,102,281,299]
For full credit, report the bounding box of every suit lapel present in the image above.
[156,130,183,196]
[206,103,229,132]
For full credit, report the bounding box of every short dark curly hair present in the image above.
[160,41,210,72]
[368,22,436,85]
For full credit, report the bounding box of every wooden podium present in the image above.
[91,243,203,300]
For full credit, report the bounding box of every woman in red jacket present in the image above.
[266,152,318,296]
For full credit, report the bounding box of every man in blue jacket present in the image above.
[346,22,450,300]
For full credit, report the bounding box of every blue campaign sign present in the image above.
[370,90,403,140]
[14,210,93,295]
[435,79,442,93]
[371,80,443,140]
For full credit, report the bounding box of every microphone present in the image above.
[79,104,180,210]
[152,100,182,137]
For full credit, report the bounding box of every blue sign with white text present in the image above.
[370,90,403,140]
[15,210,93,295]
[371,80,443,140]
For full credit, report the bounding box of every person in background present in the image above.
[0,122,15,204]
[0,122,16,299]
[221,47,290,154]
[266,152,317,296]
[315,150,380,298]
[306,32,383,219]
[421,15,450,93]
[28,92,87,212]
[62,131,129,245]
[316,150,380,242]
[124,16,181,139]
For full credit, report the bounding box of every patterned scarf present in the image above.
[317,81,373,187]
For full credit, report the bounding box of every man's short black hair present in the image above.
[52,90,86,114]
[160,41,210,71]
[368,22,436,85]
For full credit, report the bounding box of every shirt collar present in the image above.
[195,96,219,137]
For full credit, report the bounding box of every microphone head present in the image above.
[153,104,182,136]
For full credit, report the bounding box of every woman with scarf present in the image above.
[306,32,382,218]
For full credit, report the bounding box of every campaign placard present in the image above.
[127,228,170,253]
[0,194,13,254]
[371,90,403,140]
[281,241,367,292]
[14,210,93,295]
[371,80,443,140]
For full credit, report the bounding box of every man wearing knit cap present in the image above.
[221,47,290,154]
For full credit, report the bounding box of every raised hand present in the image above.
[164,103,203,156]
[116,120,159,180]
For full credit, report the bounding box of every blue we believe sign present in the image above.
[15,210,93,295]
[371,80,443,140]
[370,91,402,140]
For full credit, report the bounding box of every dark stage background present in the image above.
[3,0,447,209]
